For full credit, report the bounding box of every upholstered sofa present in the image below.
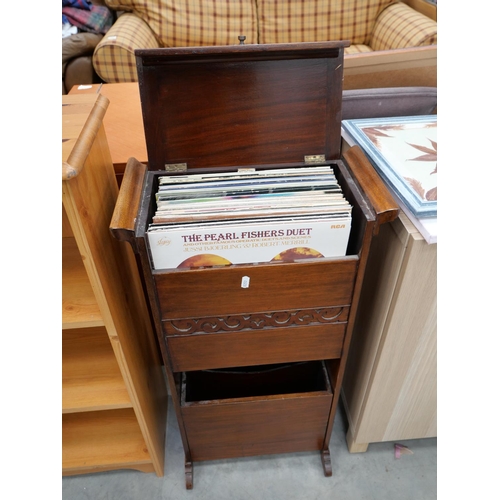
[91,0,436,90]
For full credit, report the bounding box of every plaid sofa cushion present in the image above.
[256,0,394,45]
[93,13,160,82]
[105,0,258,47]
[370,1,437,50]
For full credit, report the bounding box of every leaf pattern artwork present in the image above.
[361,125,406,148]
[406,139,437,163]
[425,186,437,201]
[404,177,425,200]
[403,138,437,200]
[351,118,437,212]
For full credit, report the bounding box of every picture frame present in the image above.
[341,115,437,218]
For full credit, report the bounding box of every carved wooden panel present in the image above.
[164,306,350,335]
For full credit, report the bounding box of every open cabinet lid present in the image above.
[135,41,350,171]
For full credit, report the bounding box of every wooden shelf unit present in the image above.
[62,93,168,476]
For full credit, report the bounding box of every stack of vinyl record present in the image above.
[146,166,352,270]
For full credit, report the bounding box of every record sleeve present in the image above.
[147,215,352,270]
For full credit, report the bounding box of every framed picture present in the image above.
[342,115,437,218]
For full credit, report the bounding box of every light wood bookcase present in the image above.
[62,93,168,476]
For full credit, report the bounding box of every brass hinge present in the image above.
[304,154,326,164]
[164,163,187,172]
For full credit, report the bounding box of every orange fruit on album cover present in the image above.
[271,247,324,262]
[178,254,232,268]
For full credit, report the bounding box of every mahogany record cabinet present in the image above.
[110,41,399,489]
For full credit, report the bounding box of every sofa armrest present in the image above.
[64,56,102,94]
[370,2,437,51]
[63,32,104,93]
[93,13,160,83]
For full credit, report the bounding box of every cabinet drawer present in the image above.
[166,322,347,371]
[154,257,358,320]
[180,361,333,461]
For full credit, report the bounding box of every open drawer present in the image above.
[155,257,358,321]
[180,360,334,461]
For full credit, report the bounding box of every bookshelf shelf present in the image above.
[62,327,131,413]
[62,409,153,475]
[62,93,168,477]
[62,237,103,329]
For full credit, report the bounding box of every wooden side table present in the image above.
[68,83,148,184]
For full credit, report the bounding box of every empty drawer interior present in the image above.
[182,360,331,404]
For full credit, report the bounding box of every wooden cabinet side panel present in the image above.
[63,124,167,475]
[62,207,73,238]
[342,219,408,431]
[353,228,437,444]
[381,305,437,440]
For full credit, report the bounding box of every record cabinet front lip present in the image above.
[152,257,358,320]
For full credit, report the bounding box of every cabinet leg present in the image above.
[346,427,369,453]
[321,448,332,476]
[185,457,193,489]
